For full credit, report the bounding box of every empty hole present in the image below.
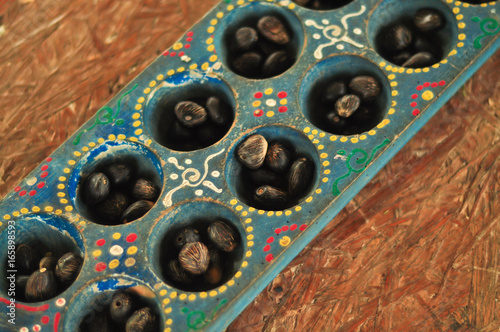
[144,73,235,152]
[369,0,458,68]
[299,55,390,136]
[69,140,163,226]
[149,201,244,292]
[216,2,304,79]
[292,0,354,10]
[226,125,320,211]
[0,214,84,302]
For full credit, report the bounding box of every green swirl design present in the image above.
[332,139,390,196]
[72,84,138,145]
[181,298,227,331]
[472,16,500,49]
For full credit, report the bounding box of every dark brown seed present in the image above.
[322,81,348,105]
[294,0,312,6]
[402,51,435,68]
[288,157,315,197]
[392,51,412,66]
[132,178,159,201]
[126,307,157,332]
[16,275,30,294]
[265,141,292,173]
[232,52,262,77]
[55,252,83,284]
[175,101,208,127]
[335,94,361,118]
[413,34,436,54]
[25,268,57,302]
[39,256,57,271]
[257,16,290,45]
[254,185,288,206]
[84,310,112,332]
[206,96,230,126]
[121,200,154,224]
[234,27,258,52]
[167,119,194,142]
[237,134,268,170]
[257,38,282,55]
[84,172,110,205]
[248,168,282,187]
[414,8,444,32]
[208,221,238,253]
[179,242,210,275]
[96,191,129,223]
[16,244,38,275]
[110,291,134,323]
[174,227,200,249]
[349,76,381,101]
[204,250,223,285]
[105,164,133,187]
[262,50,289,77]
[167,259,193,284]
[382,23,412,52]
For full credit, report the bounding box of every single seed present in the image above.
[179,242,210,275]
[175,101,208,127]
[414,8,444,32]
[55,252,83,284]
[257,38,282,55]
[257,16,290,45]
[413,34,436,54]
[262,50,289,77]
[84,172,110,205]
[288,157,315,197]
[110,291,134,323]
[206,96,230,126]
[254,185,288,207]
[125,307,157,332]
[402,51,435,68]
[16,275,30,297]
[248,168,282,187]
[392,51,412,66]
[349,76,381,101]
[265,141,292,173]
[382,23,412,52]
[167,259,193,284]
[25,268,57,302]
[322,81,348,105]
[96,191,129,224]
[204,250,223,286]
[16,244,38,275]
[132,178,159,201]
[174,227,201,249]
[121,200,154,224]
[234,27,259,52]
[335,94,361,118]
[104,164,133,188]
[232,52,263,77]
[237,134,268,170]
[39,256,57,272]
[208,221,238,253]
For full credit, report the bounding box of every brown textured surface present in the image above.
[0,1,499,331]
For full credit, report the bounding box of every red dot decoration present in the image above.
[412,109,421,116]
[411,81,446,117]
[439,80,446,86]
[178,51,185,57]
[14,186,21,192]
[254,92,263,99]
[185,44,191,49]
[46,157,52,162]
[29,190,37,197]
[126,233,138,243]
[277,91,287,98]
[41,316,50,324]
[290,224,297,231]
[163,51,170,56]
[265,254,274,262]
[423,82,431,88]
[170,52,177,57]
[266,237,274,244]
[416,85,423,91]
[19,190,27,197]
[41,165,48,171]
[263,245,271,252]
[41,171,48,178]
[254,109,263,117]
[33,325,41,332]
[411,94,418,99]
[410,102,417,108]
[96,239,106,246]
[431,82,438,88]
[187,31,193,37]
[275,228,282,235]
[282,226,289,232]
[95,262,106,272]
[278,106,288,113]
[186,37,193,42]
[299,224,307,231]
[37,182,45,189]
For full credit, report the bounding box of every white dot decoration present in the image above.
[109,245,124,256]
[322,19,329,25]
[213,62,222,70]
[195,190,203,196]
[266,99,277,107]
[170,174,179,180]
[313,33,321,40]
[211,171,220,177]
[185,159,192,165]
[26,177,37,186]
[20,328,29,332]
[353,28,362,35]
[336,44,345,50]
[56,298,66,307]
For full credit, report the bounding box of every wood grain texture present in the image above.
[0,1,498,331]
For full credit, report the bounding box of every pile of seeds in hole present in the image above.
[236,134,315,210]
[167,96,231,151]
[318,74,382,135]
[378,8,447,68]
[14,243,83,302]
[229,15,295,78]
[80,289,158,332]
[83,163,159,225]
[293,0,353,10]
[165,220,239,291]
